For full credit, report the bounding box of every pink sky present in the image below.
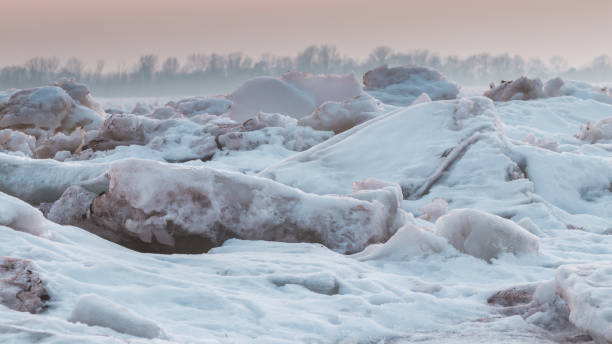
[2,0,611,69]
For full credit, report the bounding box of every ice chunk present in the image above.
[77,159,400,254]
[434,209,539,262]
[353,222,449,261]
[419,198,448,222]
[0,86,103,138]
[575,117,612,143]
[34,128,86,159]
[0,192,47,236]
[69,294,166,339]
[555,263,612,343]
[242,112,298,131]
[363,65,459,106]
[0,129,35,156]
[52,78,103,114]
[411,92,432,105]
[484,77,545,101]
[298,93,384,133]
[167,96,232,117]
[0,154,109,204]
[0,257,49,313]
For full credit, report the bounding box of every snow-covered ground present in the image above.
[1,70,612,343]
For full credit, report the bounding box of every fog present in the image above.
[2,45,612,97]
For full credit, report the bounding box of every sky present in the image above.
[2,0,612,70]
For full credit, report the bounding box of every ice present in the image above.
[418,198,449,222]
[555,263,612,343]
[0,192,47,236]
[434,209,540,262]
[352,222,450,261]
[69,294,167,339]
[52,159,402,254]
[0,129,35,156]
[363,65,460,106]
[0,257,49,314]
[298,93,385,133]
[485,77,545,101]
[2,74,612,343]
[166,96,232,117]
[0,86,103,139]
[260,96,500,196]
[575,117,612,143]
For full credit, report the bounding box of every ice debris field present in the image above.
[0,66,611,343]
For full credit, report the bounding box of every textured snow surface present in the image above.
[2,73,612,343]
[555,264,612,343]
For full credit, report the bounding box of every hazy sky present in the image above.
[2,0,611,70]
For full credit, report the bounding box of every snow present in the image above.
[225,76,317,122]
[280,71,362,106]
[363,65,460,106]
[69,294,167,339]
[0,192,46,236]
[2,73,612,343]
[434,209,540,262]
[259,96,501,196]
[555,263,612,343]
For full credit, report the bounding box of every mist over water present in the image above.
[2,45,612,97]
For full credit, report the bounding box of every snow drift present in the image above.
[69,294,167,339]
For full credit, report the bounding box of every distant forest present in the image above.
[2,45,612,97]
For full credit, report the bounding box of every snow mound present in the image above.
[353,222,449,261]
[65,159,401,254]
[0,86,103,139]
[281,71,362,106]
[69,294,167,339]
[167,96,232,117]
[0,129,35,156]
[434,209,539,262]
[298,93,384,133]
[484,77,545,101]
[225,76,316,122]
[575,117,612,143]
[363,65,459,106]
[0,192,47,236]
[555,263,612,343]
[0,257,49,313]
[259,96,500,196]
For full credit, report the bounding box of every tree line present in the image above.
[1,45,611,97]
